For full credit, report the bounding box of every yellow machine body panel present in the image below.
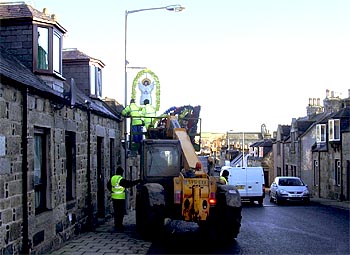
[173,128,207,177]
[174,175,218,221]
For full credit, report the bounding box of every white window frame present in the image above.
[316,124,326,143]
[90,65,102,98]
[328,119,340,141]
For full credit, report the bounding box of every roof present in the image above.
[63,48,105,67]
[0,47,121,120]
[0,2,66,32]
[250,139,273,147]
[332,106,350,119]
[0,46,61,97]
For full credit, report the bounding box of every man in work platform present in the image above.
[141,99,156,131]
[122,98,144,144]
[110,166,141,232]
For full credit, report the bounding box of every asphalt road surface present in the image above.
[147,195,350,254]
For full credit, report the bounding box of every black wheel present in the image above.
[136,186,165,240]
[206,189,242,243]
[258,197,264,206]
[275,195,281,205]
[304,198,310,205]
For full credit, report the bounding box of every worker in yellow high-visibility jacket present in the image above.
[220,169,229,185]
[141,99,156,131]
[110,166,141,232]
[122,99,143,143]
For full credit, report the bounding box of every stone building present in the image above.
[247,139,274,186]
[273,90,350,201]
[0,3,123,254]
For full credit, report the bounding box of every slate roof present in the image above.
[0,47,121,120]
[280,125,291,141]
[62,48,105,67]
[332,106,350,119]
[250,139,273,147]
[0,2,66,31]
[0,46,61,97]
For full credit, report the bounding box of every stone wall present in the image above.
[0,80,122,254]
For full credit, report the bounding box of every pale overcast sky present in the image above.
[14,0,350,132]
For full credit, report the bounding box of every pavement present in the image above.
[48,209,151,255]
[48,198,349,255]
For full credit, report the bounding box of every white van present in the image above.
[221,166,265,205]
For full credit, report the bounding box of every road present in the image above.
[148,195,350,254]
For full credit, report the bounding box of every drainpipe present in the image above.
[21,88,29,254]
[85,101,93,230]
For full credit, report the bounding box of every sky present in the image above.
[13,0,350,133]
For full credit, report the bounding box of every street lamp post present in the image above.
[123,4,185,174]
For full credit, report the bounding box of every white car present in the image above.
[269,176,310,205]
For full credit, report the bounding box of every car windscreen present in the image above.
[279,178,303,186]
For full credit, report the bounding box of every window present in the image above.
[65,132,76,202]
[293,165,297,176]
[34,26,63,75]
[34,128,49,214]
[277,167,281,176]
[53,31,62,74]
[90,65,102,98]
[284,165,288,176]
[316,124,326,143]
[313,160,319,186]
[328,119,340,141]
[37,27,49,70]
[335,159,341,185]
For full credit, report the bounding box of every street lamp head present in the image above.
[166,4,185,12]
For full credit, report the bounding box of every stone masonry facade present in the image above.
[0,3,124,254]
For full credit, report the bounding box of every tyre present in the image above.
[275,195,281,205]
[258,197,264,206]
[136,186,165,240]
[207,188,242,242]
[304,198,310,205]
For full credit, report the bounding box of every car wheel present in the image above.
[275,195,281,205]
[304,198,310,205]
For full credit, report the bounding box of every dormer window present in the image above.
[328,119,340,141]
[316,124,326,143]
[90,64,102,98]
[34,25,63,76]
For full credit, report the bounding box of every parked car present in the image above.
[269,176,310,205]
